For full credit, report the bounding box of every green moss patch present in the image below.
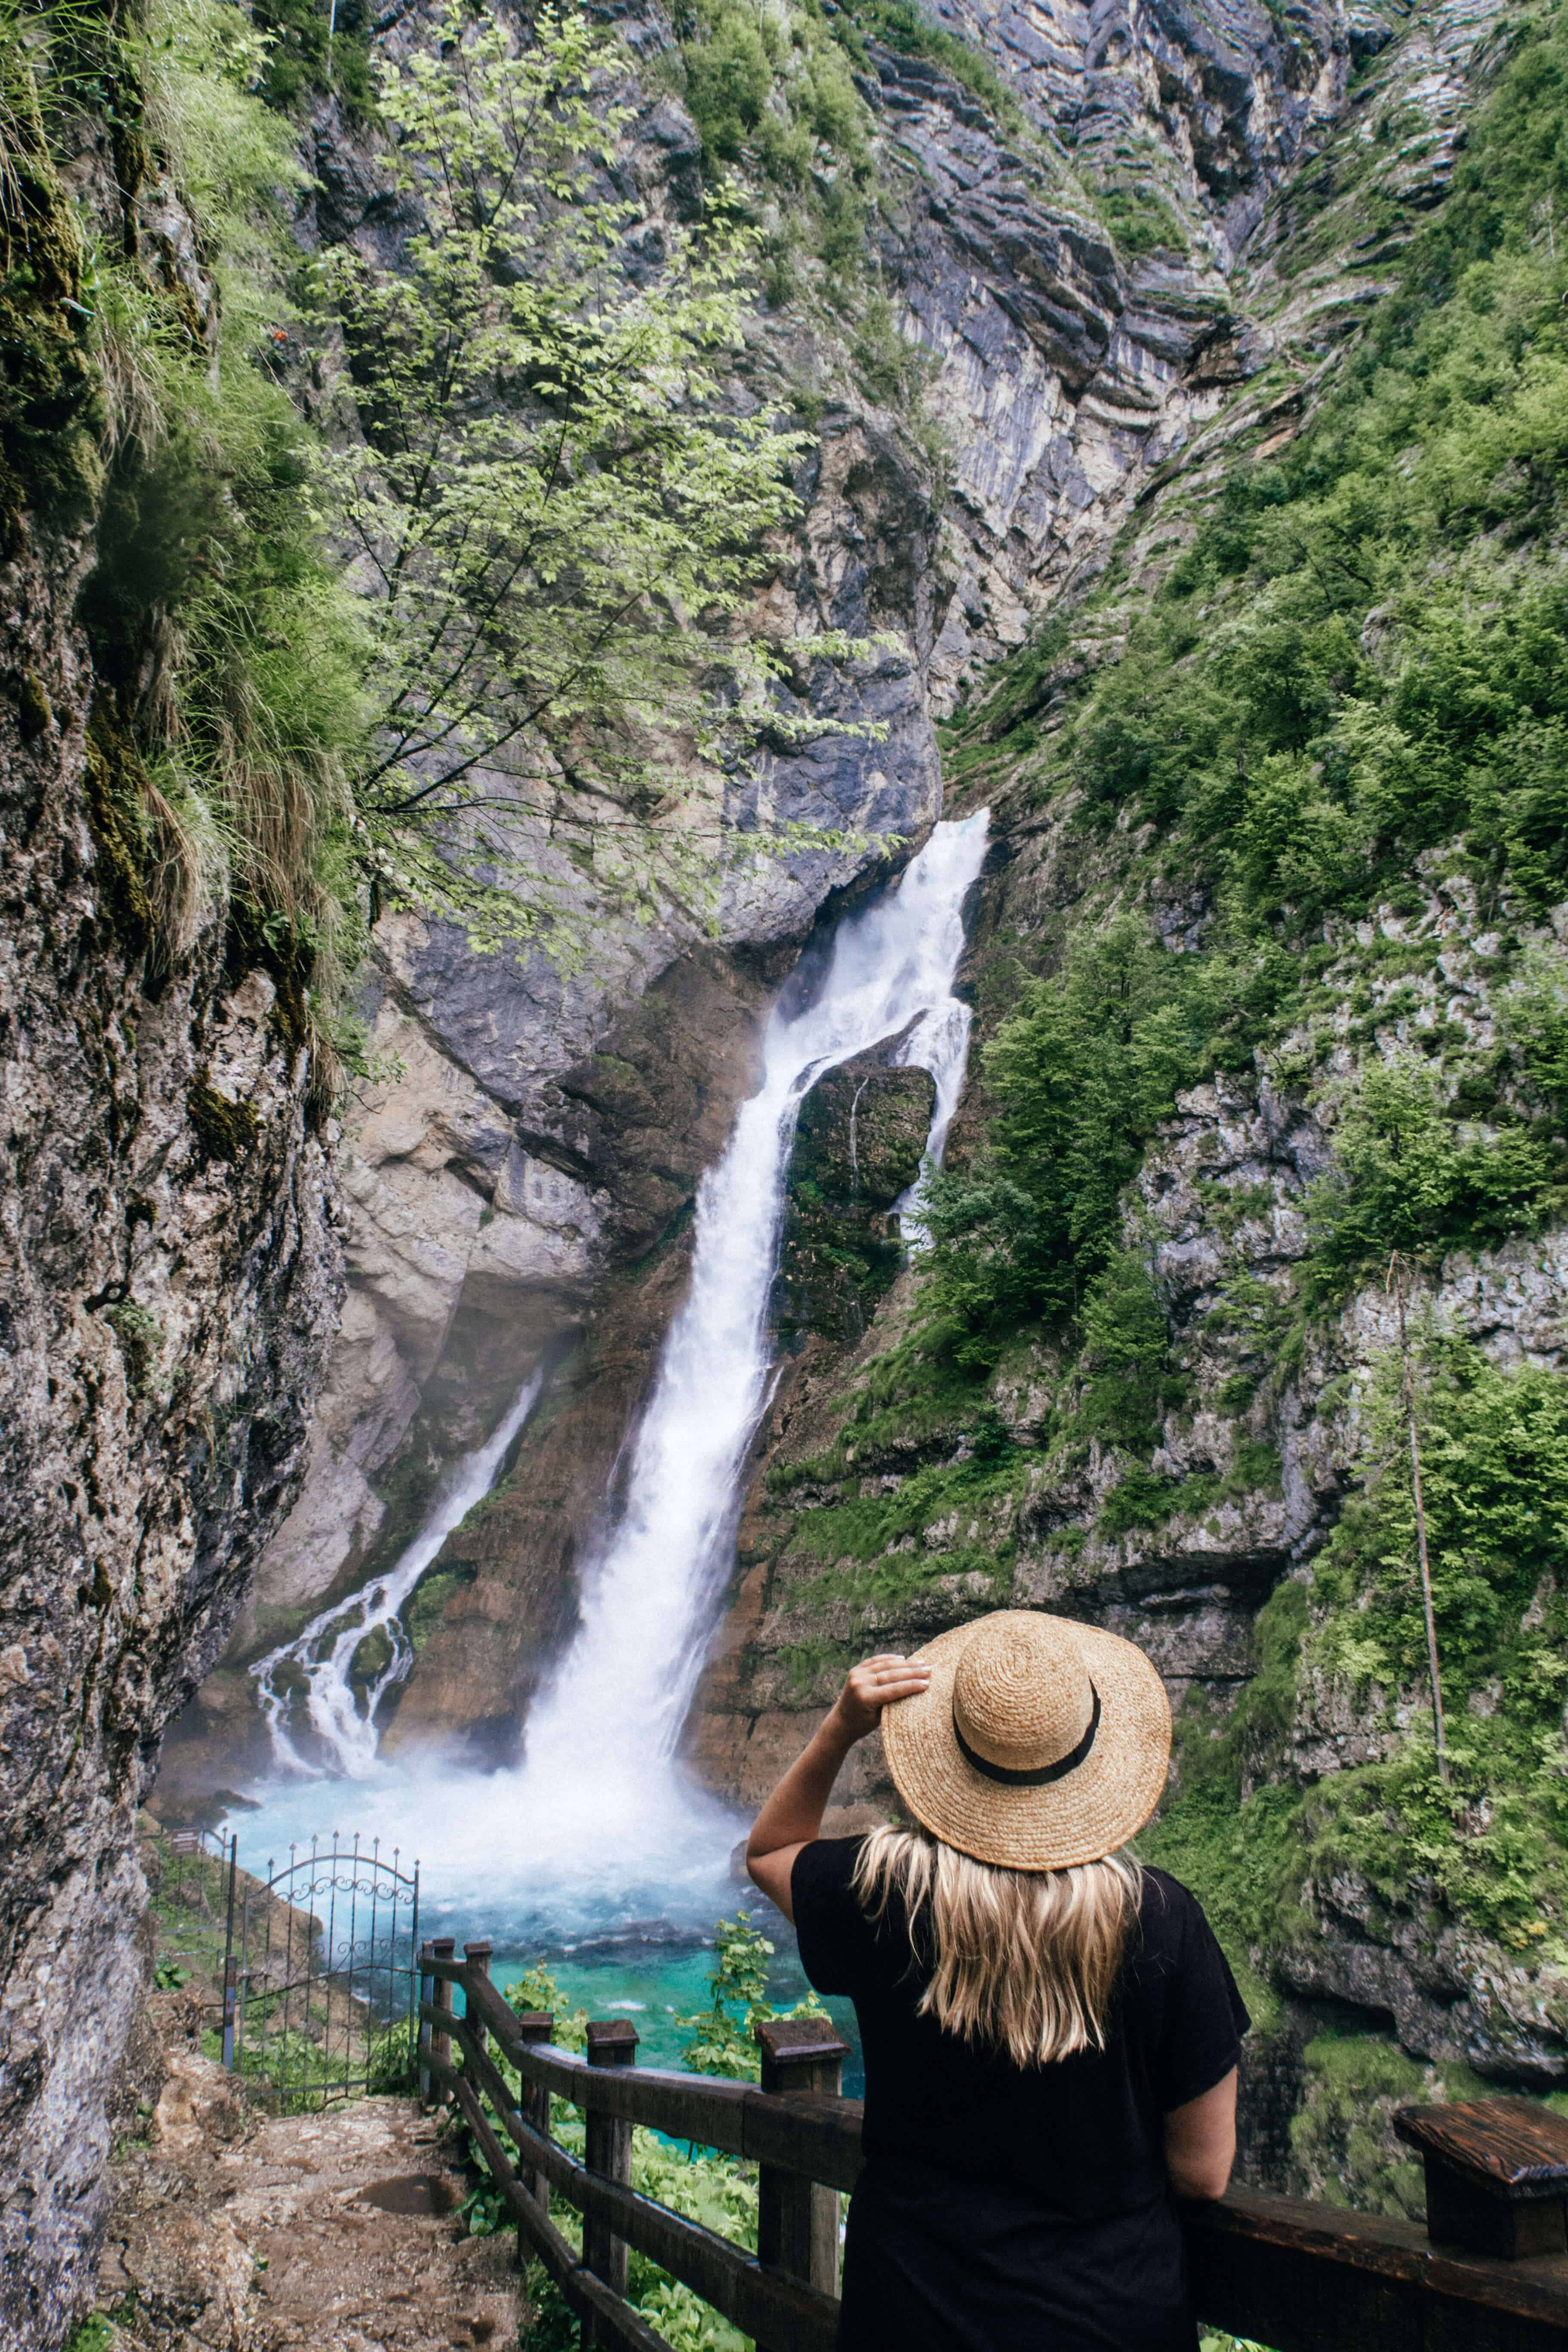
[187,1078,260,1162]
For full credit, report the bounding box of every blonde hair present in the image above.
[852,1825,1142,2068]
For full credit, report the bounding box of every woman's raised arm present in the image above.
[745,1653,931,1921]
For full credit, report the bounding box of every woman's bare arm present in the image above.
[1163,2068,1237,2202]
[746,1654,931,1922]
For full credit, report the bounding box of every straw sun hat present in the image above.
[880,1611,1172,1872]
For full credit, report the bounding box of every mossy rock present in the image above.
[0,65,104,554]
[771,1051,936,1342]
[789,1056,936,1209]
[187,1077,260,1162]
[399,1562,476,1656]
[104,1299,163,1397]
[347,1624,395,1688]
[1284,2032,1494,2222]
[83,701,154,958]
[12,668,50,741]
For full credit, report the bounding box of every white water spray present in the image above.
[233,812,987,1939]
[251,1367,544,1777]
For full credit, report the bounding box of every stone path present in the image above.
[93,2024,522,2351]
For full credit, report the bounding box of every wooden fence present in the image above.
[419,1939,1568,2352]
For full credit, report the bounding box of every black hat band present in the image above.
[953,1681,1102,1788]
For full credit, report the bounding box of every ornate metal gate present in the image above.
[234,1835,421,2109]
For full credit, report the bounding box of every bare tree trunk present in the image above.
[1389,1253,1449,1785]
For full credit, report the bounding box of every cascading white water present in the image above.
[251,1367,543,1776]
[230,810,988,1940]
[518,808,991,1810]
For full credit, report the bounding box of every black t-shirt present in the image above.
[791,1840,1249,2352]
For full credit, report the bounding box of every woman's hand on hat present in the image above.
[831,1653,932,1743]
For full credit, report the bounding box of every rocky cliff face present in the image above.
[0,297,341,2352]
[0,56,347,2335]
[166,0,1388,1795]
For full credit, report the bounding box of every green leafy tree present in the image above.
[919,919,1211,1369]
[1305,1058,1560,1300]
[322,0,860,944]
[678,1909,827,2078]
[679,1910,777,2078]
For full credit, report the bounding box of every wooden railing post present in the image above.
[755,2014,850,2334]
[417,1941,435,2108]
[511,2010,554,2230]
[1396,2095,1568,2259]
[582,2018,639,2345]
[464,1941,493,2059]
[430,1936,456,2104]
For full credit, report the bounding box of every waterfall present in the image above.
[251,1367,544,1777]
[511,809,989,1828]
[232,811,987,1939]
[847,1077,870,1197]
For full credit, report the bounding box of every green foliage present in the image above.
[1296,1343,1568,1954]
[1304,1058,1564,1299]
[248,0,374,116]
[322,0,870,952]
[677,1910,827,2077]
[1136,1772,1306,1973]
[0,0,368,1043]
[63,2321,119,2352]
[1144,1346,1568,2000]
[680,0,776,167]
[1094,1444,1286,1541]
[1016,1,1568,939]
[1310,1341,1568,1720]
[831,0,1031,142]
[505,1961,589,2051]
[9,0,883,1041]
[1094,178,1186,257]
[1284,2030,1491,2222]
[916,0,1568,1425]
[470,1951,763,2350]
[919,918,1211,1369]
[0,21,103,553]
[1078,1250,1182,1449]
[518,2130,756,2349]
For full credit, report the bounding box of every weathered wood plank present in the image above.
[755,2015,847,2331]
[1187,2192,1425,2352]
[741,2089,865,2196]
[430,1937,456,2100]
[585,2019,639,2345]
[1395,2103,1568,2197]
[431,1965,1568,2352]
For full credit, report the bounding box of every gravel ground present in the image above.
[90,2014,520,2351]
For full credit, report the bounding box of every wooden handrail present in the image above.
[422,1945,1568,2352]
[434,1960,867,2189]
[424,2017,841,2352]
[1187,2187,1568,2352]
